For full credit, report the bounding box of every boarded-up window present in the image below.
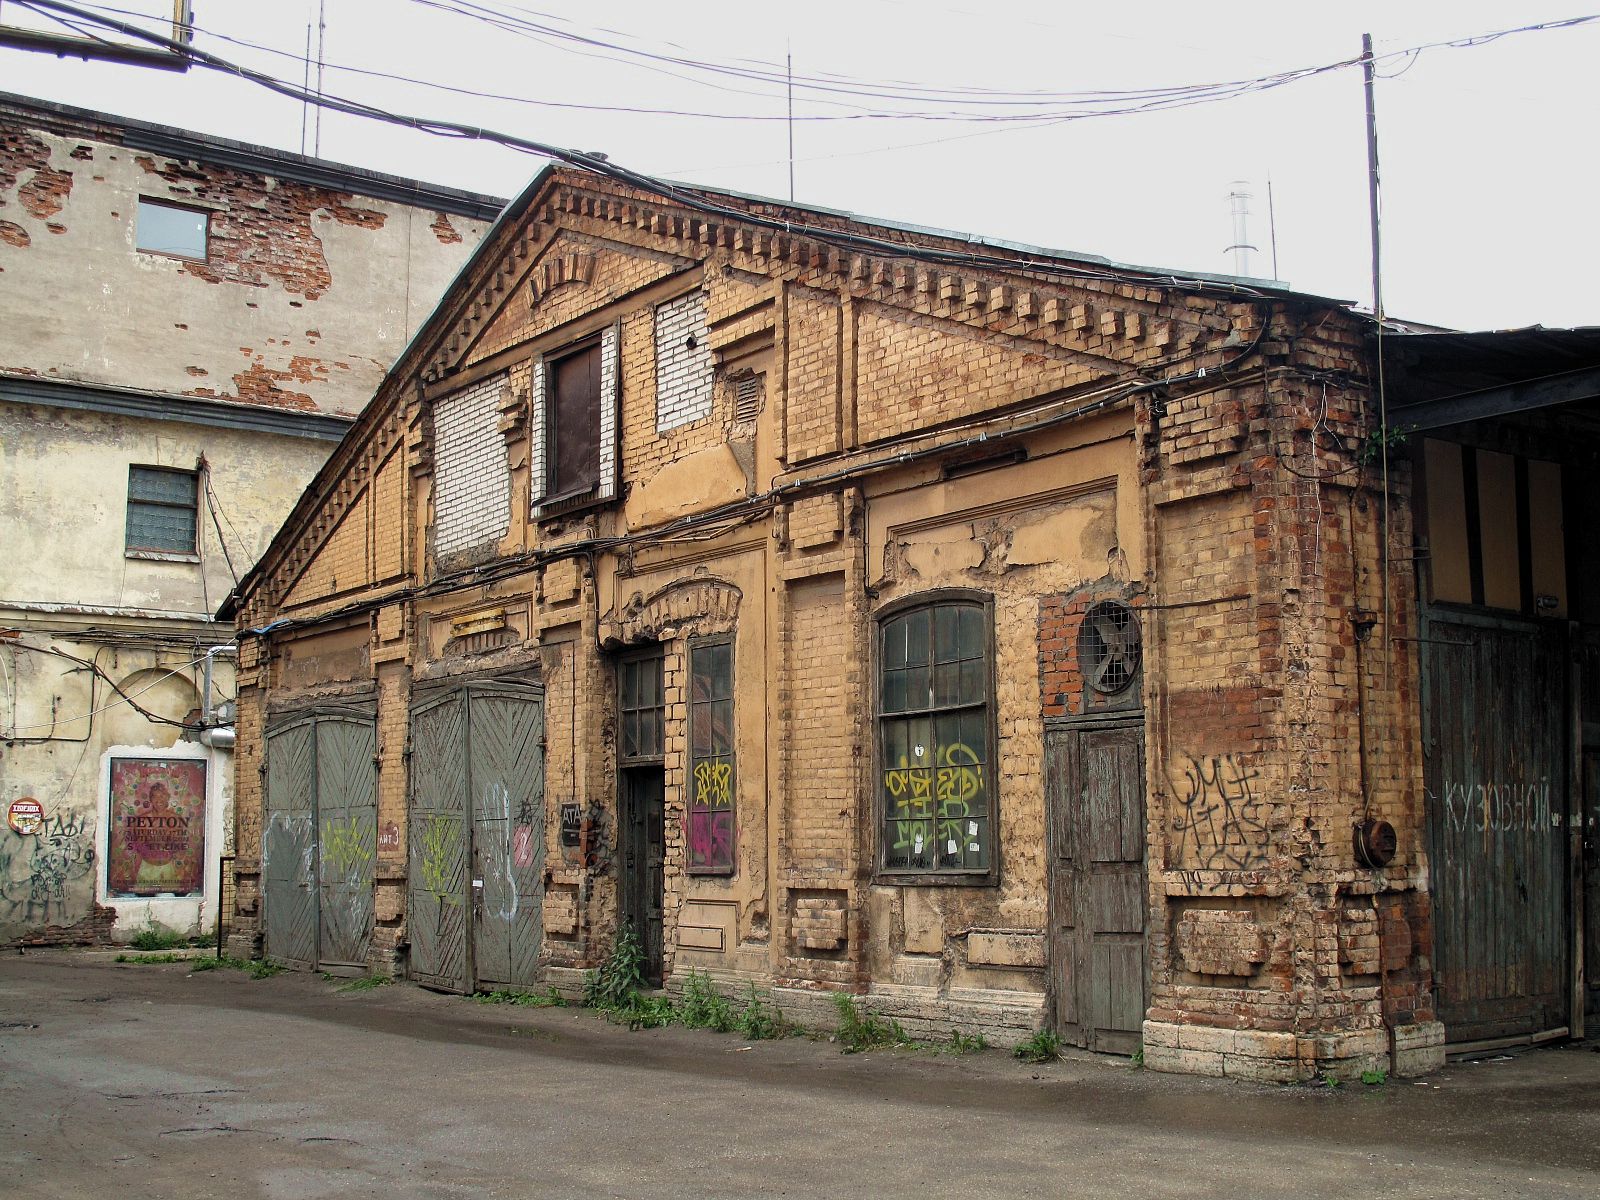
[618,651,664,763]
[550,343,601,500]
[531,325,619,513]
[126,466,198,554]
[688,639,735,874]
[879,600,993,875]
[107,757,207,896]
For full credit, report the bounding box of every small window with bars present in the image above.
[617,650,664,764]
[125,465,199,556]
[688,638,735,874]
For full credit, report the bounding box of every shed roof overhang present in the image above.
[1383,327,1600,433]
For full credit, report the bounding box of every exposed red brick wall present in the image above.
[134,153,386,300]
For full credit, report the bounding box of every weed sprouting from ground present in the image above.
[944,1029,987,1055]
[476,986,567,1008]
[679,970,736,1032]
[127,921,191,952]
[178,955,282,979]
[1360,1069,1387,1086]
[115,952,188,964]
[833,992,911,1053]
[734,984,784,1041]
[583,924,648,1012]
[337,974,392,993]
[1014,1029,1061,1064]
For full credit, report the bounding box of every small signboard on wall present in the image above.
[106,758,207,897]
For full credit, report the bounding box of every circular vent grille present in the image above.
[1078,601,1142,695]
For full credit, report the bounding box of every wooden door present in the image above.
[1424,611,1570,1041]
[314,717,377,969]
[408,692,470,992]
[619,768,665,986]
[468,685,546,990]
[263,719,317,968]
[1048,722,1148,1053]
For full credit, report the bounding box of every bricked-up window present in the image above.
[879,599,993,876]
[125,466,199,555]
[688,638,735,874]
[618,651,664,764]
[531,324,620,515]
[432,372,511,559]
[136,198,208,260]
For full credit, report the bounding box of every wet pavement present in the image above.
[1,950,1597,1199]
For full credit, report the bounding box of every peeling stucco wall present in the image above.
[0,119,494,417]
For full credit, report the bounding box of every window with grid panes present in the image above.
[617,651,663,763]
[688,639,734,874]
[879,599,993,876]
[125,466,199,555]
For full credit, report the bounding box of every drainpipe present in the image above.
[199,643,237,748]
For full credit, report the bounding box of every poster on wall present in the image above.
[107,758,207,897]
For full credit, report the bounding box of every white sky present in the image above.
[2,1,1596,331]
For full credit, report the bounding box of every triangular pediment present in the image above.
[433,220,697,376]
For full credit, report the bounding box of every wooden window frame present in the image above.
[872,589,999,886]
[687,634,736,876]
[616,645,665,768]
[540,336,604,512]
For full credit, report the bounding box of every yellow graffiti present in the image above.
[418,815,462,905]
[885,743,984,851]
[319,817,370,885]
[693,759,733,809]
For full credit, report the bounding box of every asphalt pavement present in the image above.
[2,950,1597,1199]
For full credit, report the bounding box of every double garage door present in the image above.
[262,681,545,990]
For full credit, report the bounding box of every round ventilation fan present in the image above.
[1078,601,1142,695]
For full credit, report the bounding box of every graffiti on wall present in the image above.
[1,808,95,927]
[107,758,206,897]
[1434,778,1555,841]
[1169,753,1269,870]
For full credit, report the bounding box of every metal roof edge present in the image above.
[0,90,507,220]
[0,373,355,441]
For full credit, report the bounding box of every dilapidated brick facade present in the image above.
[227,164,1444,1081]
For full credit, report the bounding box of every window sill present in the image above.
[874,870,998,888]
[126,549,201,564]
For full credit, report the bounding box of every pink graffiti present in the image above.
[687,809,733,872]
[512,824,536,869]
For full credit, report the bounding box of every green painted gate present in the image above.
[407,681,545,993]
[262,710,377,970]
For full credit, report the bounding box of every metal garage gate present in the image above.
[262,708,377,971]
[408,679,545,993]
[1423,611,1571,1043]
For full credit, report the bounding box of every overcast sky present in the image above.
[3,1,1596,331]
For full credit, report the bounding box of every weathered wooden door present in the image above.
[315,717,377,968]
[1048,722,1147,1054]
[263,719,317,968]
[1424,612,1570,1042]
[408,692,470,992]
[619,768,665,985]
[469,685,546,990]
[407,682,545,993]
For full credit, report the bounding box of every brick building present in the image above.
[0,92,500,946]
[222,161,1595,1080]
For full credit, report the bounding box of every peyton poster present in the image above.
[107,758,207,897]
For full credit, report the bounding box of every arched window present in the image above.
[878,596,995,879]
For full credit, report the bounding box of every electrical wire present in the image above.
[3,644,208,734]
[14,2,1281,297]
